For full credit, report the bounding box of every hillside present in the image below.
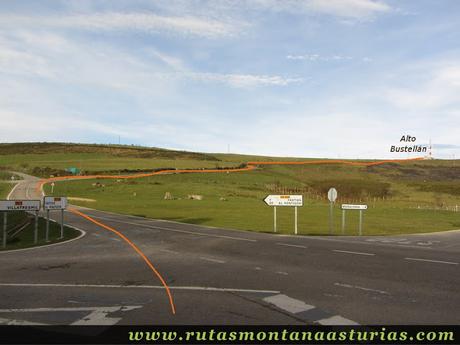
[1,142,459,235]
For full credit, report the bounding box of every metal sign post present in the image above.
[341,204,367,236]
[294,206,298,235]
[263,195,303,235]
[60,209,64,239]
[2,212,6,249]
[327,188,338,235]
[0,200,41,248]
[51,182,55,194]
[43,196,68,242]
[34,211,39,244]
[46,209,50,242]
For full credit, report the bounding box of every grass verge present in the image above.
[0,211,81,251]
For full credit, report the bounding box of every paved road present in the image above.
[1,175,459,325]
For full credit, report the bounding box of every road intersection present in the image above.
[1,174,459,325]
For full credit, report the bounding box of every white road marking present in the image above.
[111,238,121,242]
[72,306,140,326]
[276,243,307,249]
[334,282,389,295]
[263,294,315,314]
[0,306,140,313]
[6,182,20,200]
[254,267,262,270]
[317,315,359,325]
[0,318,46,325]
[90,215,257,242]
[405,257,458,265]
[275,271,289,275]
[200,257,226,264]
[333,249,375,256]
[0,306,141,326]
[160,249,180,255]
[0,283,280,294]
[278,234,434,250]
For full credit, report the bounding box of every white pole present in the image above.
[329,201,334,235]
[359,210,363,236]
[274,207,277,233]
[294,206,298,235]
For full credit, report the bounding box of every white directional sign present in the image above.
[341,204,368,210]
[263,195,303,207]
[44,196,67,210]
[328,188,338,202]
[0,200,40,211]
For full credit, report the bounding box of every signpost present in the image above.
[327,188,338,235]
[0,200,41,247]
[51,182,55,194]
[341,204,368,235]
[2,211,6,249]
[44,197,67,240]
[263,195,303,235]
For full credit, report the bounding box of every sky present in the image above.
[0,0,459,159]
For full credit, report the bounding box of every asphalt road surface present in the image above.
[1,175,459,325]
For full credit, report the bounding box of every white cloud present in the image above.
[0,12,244,38]
[203,0,392,19]
[302,0,391,19]
[0,30,301,90]
[187,72,303,87]
[287,54,353,61]
[152,0,391,20]
[386,63,460,110]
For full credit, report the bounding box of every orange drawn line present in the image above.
[35,157,424,193]
[32,156,425,316]
[247,157,425,167]
[69,208,176,315]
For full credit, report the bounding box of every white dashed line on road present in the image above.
[0,283,280,294]
[89,215,257,243]
[276,243,307,249]
[332,250,375,256]
[160,249,180,255]
[199,257,226,264]
[405,257,458,265]
[263,294,359,325]
[263,294,315,314]
[334,282,389,295]
[275,271,289,276]
[317,315,359,325]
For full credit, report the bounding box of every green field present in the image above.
[45,163,460,236]
[0,211,81,251]
[1,142,459,236]
[0,170,17,198]
[0,183,11,199]
[0,143,242,177]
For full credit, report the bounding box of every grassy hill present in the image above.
[0,142,238,177]
[1,142,459,235]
